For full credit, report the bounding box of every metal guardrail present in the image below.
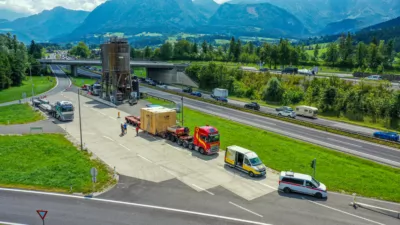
[141,84,400,148]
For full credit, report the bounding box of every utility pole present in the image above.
[181,96,184,127]
[78,89,83,151]
[30,66,34,104]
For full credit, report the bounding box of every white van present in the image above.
[295,106,318,118]
[278,171,327,198]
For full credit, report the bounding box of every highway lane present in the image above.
[140,86,400,167]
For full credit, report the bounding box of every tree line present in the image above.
[131,34,398,72]
[0,33,43,91]
[186,62,400,128]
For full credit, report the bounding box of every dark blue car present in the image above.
[373,131,399,142]
[190,91,202,97]
[215,97,228,103]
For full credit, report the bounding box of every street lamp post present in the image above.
[181,96,184,127]
[77,88,83,151]
[29,66,34,104]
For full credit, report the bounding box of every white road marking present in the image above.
[327,138,362,148]
[306,199,385,225]
[161,167,178,177]
[0,188,271,225]
[83,105,89,107]
[0,221,28,225]
[103,136,114,142]
[254,119,276,126]
[329,192,400,206]
[138,154,152,163]
[109,116,117,120]
[191,184,215,196]
[256,182,278,191]
[229,201,263,218]
[119,143,131,151]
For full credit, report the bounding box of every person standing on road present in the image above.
[120,123,125,136]
[124,122,127,134]
[136,125,139,136]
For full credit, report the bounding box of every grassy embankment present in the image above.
[0,104,44,125]
[0,134,114,193]
[61,67,97,87]
[146,96,400,202]
[0,76,56,104]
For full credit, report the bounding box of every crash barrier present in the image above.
[353,72,400,82]
[141,84,400,149]
[30,127,43,133]
[350,194,400,219]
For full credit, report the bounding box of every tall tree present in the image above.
[69,42,90,58]
[159,42,173,60]
[144,46,152,58]
[325,43,339,66]
[228,37,236,60]
[313,44,320,61]
[201,40,208,54]
[354,42,367,67]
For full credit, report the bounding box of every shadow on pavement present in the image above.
[221,164,267,181]
[278,190,328,202]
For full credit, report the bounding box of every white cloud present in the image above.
[0,0,106,14]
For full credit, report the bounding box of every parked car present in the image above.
[366,75,382,80]
[148,81,156,86]
[373,131,399,142]
[259,68,268,72]
[279,171,327,199]
[278,110,296,118]
[190,91,202,97]
[244,102,260,110]
[276,106,293,112]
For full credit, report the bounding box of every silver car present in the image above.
[278,110,296,118]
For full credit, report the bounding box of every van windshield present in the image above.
[249,157,262,166]
[312,178,320,187]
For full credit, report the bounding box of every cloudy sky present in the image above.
[0,0,229,14]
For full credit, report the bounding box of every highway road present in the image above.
[141,86,400,167]
[71,67,400,167]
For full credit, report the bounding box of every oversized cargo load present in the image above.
[211,88,228,98]
[140,107,176,135]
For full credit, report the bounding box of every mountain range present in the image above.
[0,8,29,21]
[0,0,399,43]
[0,7,89,43]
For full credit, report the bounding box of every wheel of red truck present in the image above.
[199,148,205,155]
[188,143,194,150]
[177,139,183,146]
[183,142,188,148]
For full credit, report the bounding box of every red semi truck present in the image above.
[162,125,220,155]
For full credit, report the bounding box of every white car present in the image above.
[279,171,327,198]
[366,75,382,80]
[278,110,296,118]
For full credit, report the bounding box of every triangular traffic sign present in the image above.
[36,210,48,220]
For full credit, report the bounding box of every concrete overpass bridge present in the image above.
[39,59,198,87]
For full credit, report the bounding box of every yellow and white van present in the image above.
[225,145,266,177]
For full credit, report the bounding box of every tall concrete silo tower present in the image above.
[100,37,131,103]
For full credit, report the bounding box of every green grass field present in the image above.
[70,76,97,87]
[0,134,114,193]
[0,76,56,104]
[146,97,400,202]
[0,104,44,125]
[133,67,147,77]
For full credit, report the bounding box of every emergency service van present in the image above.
[224,145,266,177]
[278,171,327,198]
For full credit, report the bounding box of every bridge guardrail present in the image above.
[141,84,400,150]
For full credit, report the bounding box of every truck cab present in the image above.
[191,125,220,155]
[53,101,74,121]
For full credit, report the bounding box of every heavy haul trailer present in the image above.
[139,107,220,155]
[162,125,220,155]
[125,116,140,127]
[34,98,74,121]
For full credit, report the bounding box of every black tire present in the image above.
[177,139,183,146]
[199,148,205,155]
[315,192,323,199]
[283,187,291,193]
[278,113,282,116]
[249,172,255,177]
[183,141,188,148]
[188,143,194,150]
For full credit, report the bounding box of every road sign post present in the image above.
[91,167,98,194]
[36,209,48,225]
[310,158,316,178]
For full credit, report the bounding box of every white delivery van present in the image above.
[295,106,318,118]
[211,88,228,99]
